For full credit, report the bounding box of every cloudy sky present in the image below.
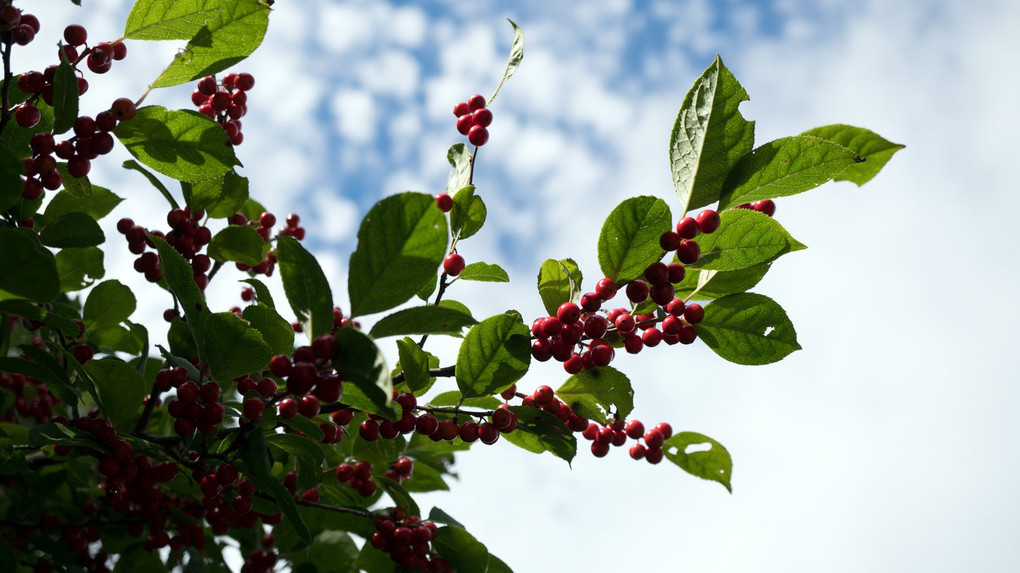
[22,0,1020,570]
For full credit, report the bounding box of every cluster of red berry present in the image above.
[227,211,305,277]
[370,508,451,572]
[239,533,279,573]
[191,73,254,146]
[453,94,492,147]
[358,390,514,446]
[0,4,38,45]
[161,367,227,436]
[0,371,57,424]
[583,418,674,463]
[115,207,211,287]
[334,459,378,497]
[733,199,776,217]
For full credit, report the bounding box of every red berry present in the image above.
[435,193,453,212]
[456,114,474,135]
[278,398,298,419]
[589,343,614,367]
[467,94,486,111]
[242,397,265,421]
[533,385,554,406]
[472,108,493,127]
[645,447,664,464]
[359,419,380,441]
[298,395,320,418]
[583,315,608,339]
[660,231,681,251]
[415,413,439,436]
[111,97,136,121]
[595,278,617,300]
[684,303,704,325]
[667,263,686,284]
[467,125,489,146]
[625,420,645,439]
[234,73,255,91]
[443,253,465,276]
[676,216,700,239]
[676,240,701,264]
[478,422,499,445]
[752,200,776,217]
[15,105,40,128]
[453,102,470,117]
[625,281,649,303]
[63,25,87,46]
[629,444,647,460]
[696,209,721,233]
[557,302,581,324]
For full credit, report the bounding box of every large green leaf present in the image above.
[432,526,489,573]
[125,0,222,40]
[0,146,22,213]
[555,366,634,425]
[458,261,509,283]
[348,192,448,317]
[687,208,805,271]
[201,312,272,382]
[670,55,755,214]
[83,279,136,329]
[664,432,733,492]
[0,355,79,407]
[369,306,477,338]
[39,212,105,248]
[802,124,904,186]
[114,105,240,183]
[0,228,60,303]
[674,264,770,301]
[451,186,486,241]
[277,236,334,338]
[207,225,267,266]
[150,0,271,88]
[501,406,576,463]
[239,429,311,543]
[332,328,393,416]
[185,169,249,217]
[698,293,800,365]
[150,235,206,322]
[536,258,582,316]
[85,358,148,430]
[718,136,860,209]
[241,303,294,357]
[455,312,531,398]
[597,196,672,283]
[488,19,524,105]
[44,186,123,221]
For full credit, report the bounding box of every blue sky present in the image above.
[25,0,1020,570]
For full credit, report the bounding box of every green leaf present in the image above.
[664,432,733,492]
[0,228,60,303]
[395,337,434,395]
[428,391,501,410]
[279,415,325,443]
[433,526,489,573]
[348,192,449,317]
[453,187,486,241]
[51,48,79,135]
[0,146,23,213]
[501,405,576,463]
[0,94,53,160]
[113,106,239,183]
[44,186,123,221]
[83,280,136,329]
[55,247,105,292]
[428,507,466,529]
[186,170,249,217]
[201,312,272,382]
[122,159,180,209]
[0,355,79,406]
[802,124,904,186]
[39,212,105,248]
[670,55,755,214]
[85,358,148,429]
[55,163,94,197]
[0,301,77,336]
[445,145,472,197]
[536,258,582,316]
[458,261,509,283]
[687,209,805,271]
[698,293,800,365]
[241,303,294,357]
[125,0,222,40]
[167,318,199,360]
[90,324,145,355]
[555,366,634,425]
[240,429,311,543]
[718,136,861,209]
[237,196,267,222]
[455,312,531,398]
[207,225,267,265]
[240,277,275,309]
[29,422,103,450]
[488,19,524,105]
[289,531,359,573]
[376,476,420,518]
[674,264,770,301]
[266,432,325,483]
[277,236,333,338]
[369,306,477,338]
[151,235,207,324]
[150,0,271,88]
[399,460,449,493]
[332,328,393,416]
[597,196,672,283]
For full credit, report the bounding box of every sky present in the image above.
[18,0,1020,571]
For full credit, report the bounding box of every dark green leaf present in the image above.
[688,208,805,271]
[241,303,294,356]
[237,197,267,222]
[279,415,325,443]
[289,531,359,573]
[0,355,79,406]
[44,186,123,220]
[802,124,903,186]
[458,261,509,283]
[55,247,105,292]
[433,526,489,573]
[537,258,582,316]
[0,228,60,303]
[438,299,473,318]
[348,192,449,317]
[201,312,272,382]
[427,507,465,528]
[240,277,275,308]
[151,235,207,328]
[277,236,333,338]
[555,366,634,425]
[122,159,180,209]
[455,312,531,398]
[188,170,249,218]
[114,106,239,182]
[51,49,79,135]
[29,422,103,450]
[488,19,524,105]
[89,324,145,355]
[85,358,148,429]
[501,405,576,463]
[167,318,199,361]
[125,0,222,40]
[0,95,53,159]
[0,146,22,213]
[83,279,136,329]
[55,163,94,197]
[369,306,477,338]
[150,0,271,88]
[39,212,105,248]
[671,55,755,214]
[376,476,420,518]
[332,327,393,416]
[674,264,771,300]
[597,196,671,283]
[240,429,311,543]
[698,293,800,365]
[428,391,501,410]
[664,431,733,492]
[207,225,267,265]
[718,136,860,209]
[395,337,431,394]
[266,433,325,489]
[340,380,400,420]
[0,300,77,336]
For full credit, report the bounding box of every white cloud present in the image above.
[330,88,377,143]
